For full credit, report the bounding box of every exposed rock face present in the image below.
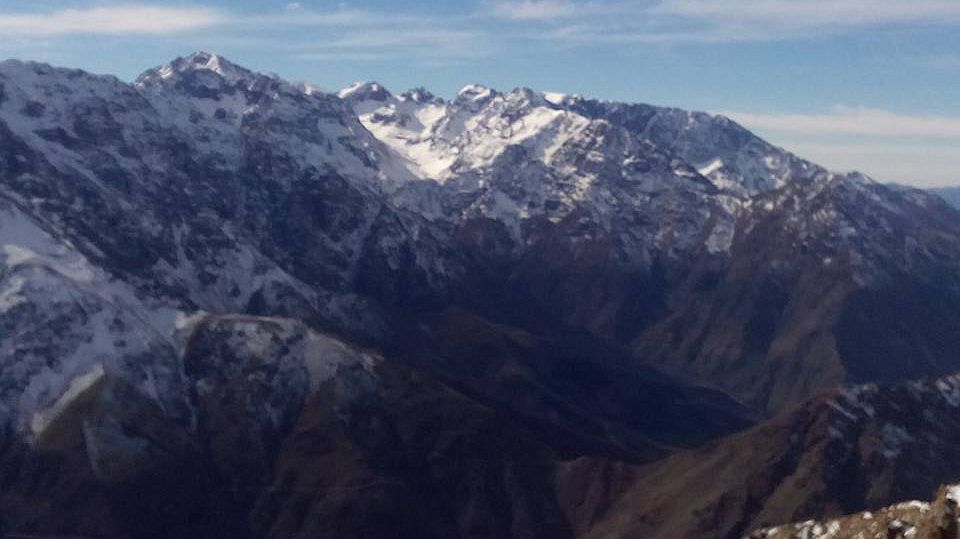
[4,52,960,418]
[748,484,960,539]
[2,52,960,538]
[341,73,960,413]
[931,186,960,209]
[633,176,960,411]
[0,312,729,539]
[0,314,378,539]
[582,374,960,539]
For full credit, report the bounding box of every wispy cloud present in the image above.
[0,4,223,36]
[5,0,958,55]
[783,141,960,186]
[655,0,960,27]
[291,51,395,63]
[488,0,960,44]
[722,106,960,137]
[294,28,491,62]
[491,0,581,20]
[718,105,960,185]
[539,23,787,45]
[238,9,431,28]
[325,30,482,50]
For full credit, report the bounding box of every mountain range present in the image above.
[0,51,958,538]
[930,186,960,210]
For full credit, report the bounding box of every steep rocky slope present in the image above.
[634,176,960,411]
[2,52,960,537]
[583,374,960,539]
[0,313,731,539]
[340,75,960,412]
[4,52,959,418]
[931,186,960,209]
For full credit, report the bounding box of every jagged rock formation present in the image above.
[748,484,960,539]
[1,52,960,538]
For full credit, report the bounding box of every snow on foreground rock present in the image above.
[748,483,960,539]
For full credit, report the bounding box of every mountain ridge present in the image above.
[930,185,960,209]
[1,51,960,538]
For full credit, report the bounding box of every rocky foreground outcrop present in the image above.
[749,484,960,539]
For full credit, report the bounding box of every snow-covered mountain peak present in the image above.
[455,84,499,106]
[6,54,960,538]
[135,51,260,90]
[504,87,551,109]
[543,91,579,106]
[130,54,423,190]
[338,81,399,117]
[181,51,241,78]
[1,53,928,276]
[350,80,596,185]
[338,80,392,102]
[400,87,443,105]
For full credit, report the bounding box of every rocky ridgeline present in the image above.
[749,484,960,539]
[3,52,960,538]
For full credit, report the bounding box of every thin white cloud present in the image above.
[0,4,224,36]
[783,141,960,186]
[320,29,484,50]
[718,105,960,185]
[295,31,493,62]
[240,9,414,27]
[8,0,956,53]
[291,51,393,62]
[722,106,960,138]
[492,0,581,20]
[542,23,788,44]
[493,0,960,44]
[655,0,960,27]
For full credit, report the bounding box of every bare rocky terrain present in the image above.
[1,52,959,538]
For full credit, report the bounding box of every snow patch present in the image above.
[457,84,494,102]
[705,218,735,254]
[0,275,27,313]
[698,158,724,177]
[543,92,568,105]
[879,424,915,459]
[30,363,106,437]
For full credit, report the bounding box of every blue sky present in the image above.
[0,1,958,187]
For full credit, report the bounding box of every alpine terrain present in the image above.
[931,186,960,210]
[0,52,959,538]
